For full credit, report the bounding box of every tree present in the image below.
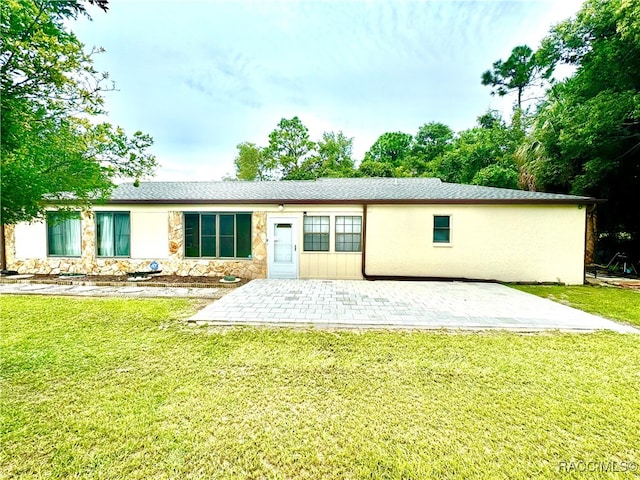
[264,116,316,179]
[437,112,522,188]
[1,0,156,229]
[359,132,413,177]
[406,122,454,176]
[518,0,640,260]
[315,131,355,177]
[471,164,519,190]
[481,45,553,109]
[233,142,269,180]
[283,130,356,180]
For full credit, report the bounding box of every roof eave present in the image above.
[105,197,604,206]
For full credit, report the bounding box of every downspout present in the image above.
[361,203,370,280]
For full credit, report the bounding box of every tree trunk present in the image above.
[585,206,597,265]
[0,224,6,271]
[517,88,522,110]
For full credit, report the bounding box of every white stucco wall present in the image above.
[14,220,47,259]
[364,204,586,284]
[130,211,169,259]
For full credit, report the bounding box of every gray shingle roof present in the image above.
[109,178,598,204]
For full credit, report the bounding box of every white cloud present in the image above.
[73,0,585,180]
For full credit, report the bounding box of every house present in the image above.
[5,178,599,284]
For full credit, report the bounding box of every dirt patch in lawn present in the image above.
[0,274,251,289]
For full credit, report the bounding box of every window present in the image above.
[433,215,451,243]
[96,212,130,257]
[303,216,329,251]
[47,212,81,257]
[335,216,362,252]
[184,213,251,258]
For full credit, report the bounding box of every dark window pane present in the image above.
[433,215,451,243]
[184,214,200,257]
[201,214,216,236]
[236,214,251,257]
[219,237,234,257]
[201,236,217,256]
[219,215,234,236]
[434,216,450,228]
[433,229,450,243]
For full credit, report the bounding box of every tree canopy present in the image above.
[232,117,356,181]
[231,0,638,261]
[1,0,156,226]
[518,0,640,258]
[263,116,316,180]
[481,44,554,109]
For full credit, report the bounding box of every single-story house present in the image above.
[5,178,599,284]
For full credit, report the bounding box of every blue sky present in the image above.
[73,0,584,181]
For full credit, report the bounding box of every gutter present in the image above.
[104,197,605,206]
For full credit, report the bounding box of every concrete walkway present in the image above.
[189,279,638,333]
[0,282,222,299]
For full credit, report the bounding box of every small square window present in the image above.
[433,215,451,243]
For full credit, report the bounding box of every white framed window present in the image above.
[335,216,362,252]
[433,215,451,243]
[303,216,330,251]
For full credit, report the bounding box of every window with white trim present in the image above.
[433,215,451,243]
[335,216,362,252]
[303,216,330,251]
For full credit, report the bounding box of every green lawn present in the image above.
[513,284,640,327]
[1,296,639,479]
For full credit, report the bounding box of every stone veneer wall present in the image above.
[5,210,268,279]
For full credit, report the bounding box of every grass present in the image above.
[513,284,640,327]
[1,295,639,479]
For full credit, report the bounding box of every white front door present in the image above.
[267,216,299,279]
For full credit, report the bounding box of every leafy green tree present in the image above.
[359,132,413,177]
[264,116,316,179]
[518,0,640,258]
[438,112,522,188]
[315,131,356,177]
[357,159,395,178]
[1,0,156,228]
[406,122,454,176]
[233,142,269,180]
[471,164,519,189]
[285,131,356,180]
[481,45,553,109]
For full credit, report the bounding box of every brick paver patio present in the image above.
[189,279,638,333]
